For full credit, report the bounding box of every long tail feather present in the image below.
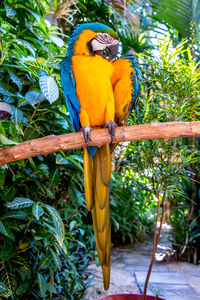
[94,192,109,233]
[84,147,94,211]
[84,144,111,290]
[102,265,110,290]
[91,208,105,266]
[98,144,111,186]
[94,145,111,209]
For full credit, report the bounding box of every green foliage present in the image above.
[0,0,95,298]
[170,203,199,253]
[137,37,200,124]
[0,186,93,299]
[110,171,155,244]
[0,0,65,133]
[169,161,200,262]
[0,147,94,298]
[111,36,200,251]
[150,0,200,43]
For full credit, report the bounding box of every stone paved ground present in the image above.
[85,224,200,300]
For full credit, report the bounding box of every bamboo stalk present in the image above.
[0,121,200,166]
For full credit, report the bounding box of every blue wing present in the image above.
[60,56,81,132]
[123,55,142,114]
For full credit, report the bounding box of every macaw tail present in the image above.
[84,144,111,290]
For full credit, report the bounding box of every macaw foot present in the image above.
[106,120,117,143]
[81,126,92,147]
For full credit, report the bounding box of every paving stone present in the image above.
[113,255,151,266]
[86,225,200,299]
[135,271,187,285]
[123,263,169,273]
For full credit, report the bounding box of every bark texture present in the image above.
[0,122,200,165]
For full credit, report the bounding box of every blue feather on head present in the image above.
[67,23,118,57]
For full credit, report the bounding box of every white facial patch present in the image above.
[91,38,106,51]
[91,32,118,51]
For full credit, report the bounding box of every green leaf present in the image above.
[25,7,41,22]
[44,186,55,199]
[46,282,57,294]
[3,211,28,220]
[14,39,36,57]
[37,254,50,271]
[0,220,14,239]
[0,220,9,237]
[50,35,64,47]
[69,220,77,231]
[23,66,40,78]
[12,43,28,57]
[3,95,15,104]
[56,153,69,165]
[8,71,23,91]
[50,168,60,187]
[44,204,65,238]
[0,185,16,201]
[45,56,63,69]
[0,244,16,261]
[41,221,61,236]
[16,280,31,296]
[25,91,45,106]
[55,233,67,254]
[39,164,49,175]
[0,168,5,188]
[24,60,48,72]
[0,281,12,298]
[6,197,34,209]
[11,107,23,123]
[49,248,61,270]
[66,155,83,171]
[0,81,16,97]
[0,134,18,146]
[32,203,44,220]
[5,4,16,17]
[37,273,47,298]
[39,75,59,104]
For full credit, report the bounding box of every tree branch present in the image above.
[0,121,200,166]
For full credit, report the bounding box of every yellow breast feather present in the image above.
[72,55,115,127]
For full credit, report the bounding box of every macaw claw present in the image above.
[106,121,117,143]
[81,126,92,147]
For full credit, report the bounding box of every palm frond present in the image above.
[150,0,200,40]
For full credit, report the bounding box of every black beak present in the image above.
[108,43,119,61]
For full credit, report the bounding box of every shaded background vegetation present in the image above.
[0,0,200,299]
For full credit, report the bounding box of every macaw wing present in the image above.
[60,56,81,132]
[111,55,142,126]
[125,55,142,113]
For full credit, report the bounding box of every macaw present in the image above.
[60,23,141,290]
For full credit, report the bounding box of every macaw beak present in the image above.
[89,38,119,61]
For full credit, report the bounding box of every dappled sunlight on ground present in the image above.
[85,224,200,300]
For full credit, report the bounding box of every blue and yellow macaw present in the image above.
[61,23,141,290]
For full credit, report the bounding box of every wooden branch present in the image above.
[0,121,200,166]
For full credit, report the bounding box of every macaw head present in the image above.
[67,23,119,61]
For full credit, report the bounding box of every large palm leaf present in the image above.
[149,0,200,40]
